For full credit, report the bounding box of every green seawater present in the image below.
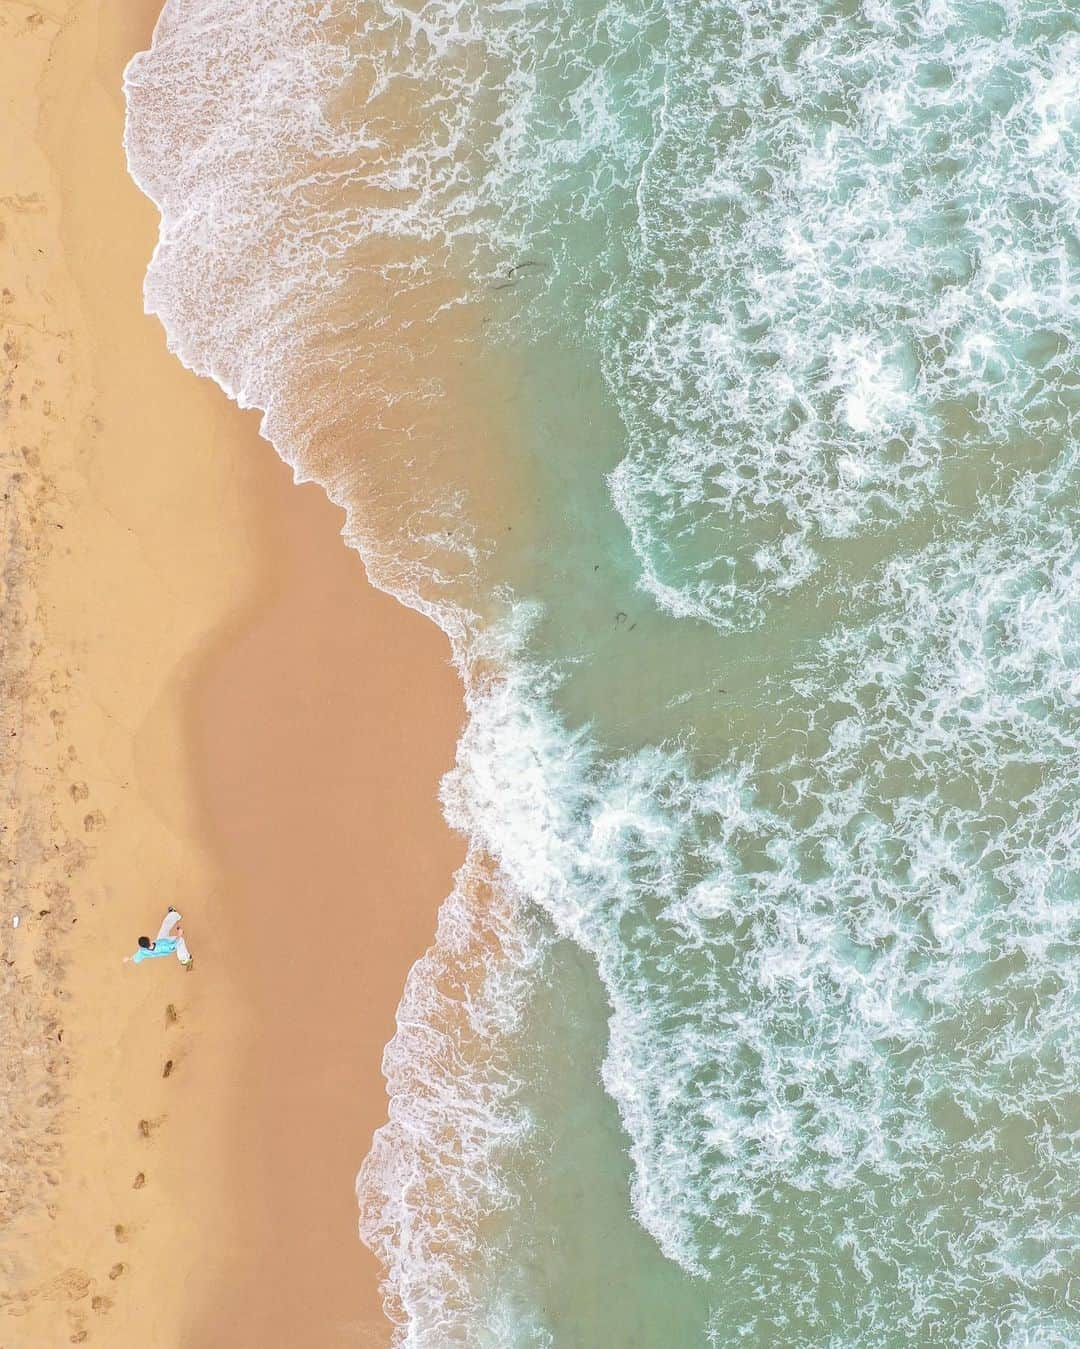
[127,0,1079,1342]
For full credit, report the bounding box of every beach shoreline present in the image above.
[2,1,463,1343]
[178,443,465,1349]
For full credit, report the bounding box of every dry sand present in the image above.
[1,1,463,1344]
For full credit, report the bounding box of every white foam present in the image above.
[124,6,549,1339]
[441,460,1078,1335]
[356,848,546,1346]
[123,0,1080,1340]
[596,0,1080,627]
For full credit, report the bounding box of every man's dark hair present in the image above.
[138,936,152,949]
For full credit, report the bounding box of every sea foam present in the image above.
[126,0,1080,1341]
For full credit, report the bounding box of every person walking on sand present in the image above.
[124,907,193,970]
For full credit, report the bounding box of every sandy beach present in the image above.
[1,1,463,1345]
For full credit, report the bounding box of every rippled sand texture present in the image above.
[1,2,90,1268]
[2,0,264,1339]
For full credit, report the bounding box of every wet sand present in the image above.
[1,0,463,1343]
[182,449,464,1349]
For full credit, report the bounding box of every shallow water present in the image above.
[126,0,1079,1342]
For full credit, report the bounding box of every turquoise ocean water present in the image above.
[125,0,1078,1343]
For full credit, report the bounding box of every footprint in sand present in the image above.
[1,1267,91,1313]
[162,1059,174,1079]
[164,1003,179,1027]
[69,781,88,801]
[137,1116,164,1138]
[43,1268,91,1301]
[113,1224,127,1244]
[91,1294,112,1313]
[132,1172,145,1190]
[107,1263,126,1281]
[69,1332,87,1344]
[82,810,105,833]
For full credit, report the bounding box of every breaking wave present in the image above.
[126,0,1080,1342]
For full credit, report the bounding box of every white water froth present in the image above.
[447,466,1079,1340]
[124,0,1080,1342]
[598,12,1080,627]
[124,4,548,1340]
[356,844,548,1345]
